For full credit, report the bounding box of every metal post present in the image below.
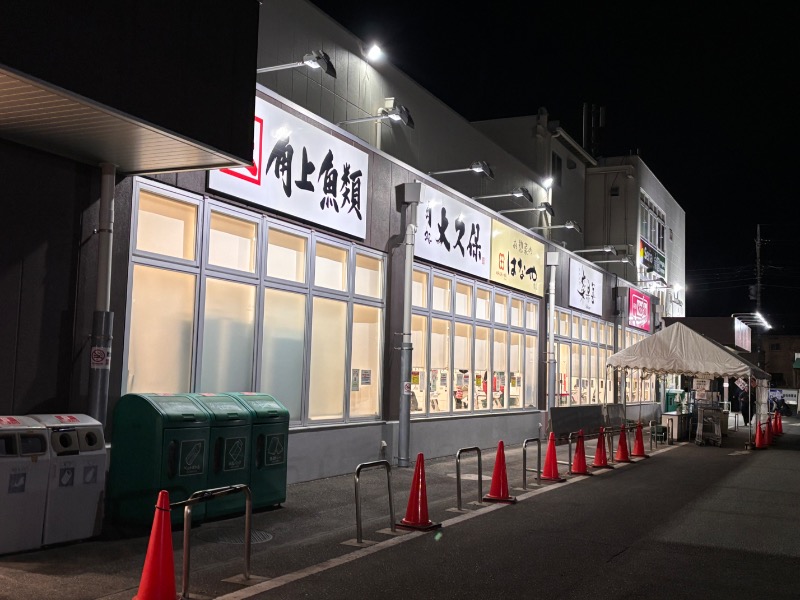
[455,447,482,510]
[546,254,559,412]
[354,460,395,544]
[398,184,420,468]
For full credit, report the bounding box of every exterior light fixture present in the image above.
[257,50,336,78]
[529,220,582,234]
[338,99,414,128]
[732,312,771,329]
[428,161,494,180]
[498,203,554,218]
[473,187,533,204]
[541,176,554,189]
[593,256,633,265]
[365,43,383,61]
[573,245,616,255]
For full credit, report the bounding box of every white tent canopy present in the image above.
[607,322,770,380]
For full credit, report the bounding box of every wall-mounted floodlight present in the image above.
[428,161,494,180]
[498,203,554,218]
[732,312,771,329]
[529,220,582,234]
[365,43,383,61]
[473,187,533,204]
[338,100,414,128]
[593,256,633,265]
[573,245,616,255]
[542,176,554,189]
[257,50,336,78]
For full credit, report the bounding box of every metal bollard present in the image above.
[353,460,395,544]
[455,447,482,511]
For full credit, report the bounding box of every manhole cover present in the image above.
[196,528,273,545]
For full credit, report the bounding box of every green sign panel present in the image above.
[179,439,205,476]
[224,437,246,471]
[265,434,286,466]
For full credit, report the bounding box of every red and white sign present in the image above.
[0,417,21,426]
[208,97,370,239]
[628,288,651,331]
[90,346,111,370]
[55,415,80,424]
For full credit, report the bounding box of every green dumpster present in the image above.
[108,393,210,529]
[225,393,289,510]
[189,394,252,520]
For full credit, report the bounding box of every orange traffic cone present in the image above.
[483,441,517,503]
[754,420,767,449]
[615,424,632,463]
[766,415,774,445]
[541,432,566,482]
[774,411,783,435]
[570,429,592,476]
[397,453,441,531]
[133,490,176,600]
[631,422,650,458]
[592,427,613,469]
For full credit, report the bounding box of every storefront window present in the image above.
[136,191,197,260]
[127,265,195,393]
[526,302,538,330]
[494,293,508,325]
[475,326,490,410]
[590,320,597,344]
[267,228,306,283]
[199,278,256,392]
[571,343,581,404]
[314,242,348,292]
[590,346,598,403]
[581,318,589,341]
[509,332,522,408]
[308,297,347,419]
[558,311,570,336]
[476,288,491,320]
[572,315,580,340]
[350,305,382,417]
[430,318,451,412]
[355,253,383,299]
[410,314,428,413]
[453,323,472,411]
[580,345,589,405]
[557,342,570,406]
[455,282,472,317]
[209,211,257,273]
[493,329,507,408]
[260,289,306,421]
[412,270,428,308]
[432,276,452,313]
[510,298,523,328]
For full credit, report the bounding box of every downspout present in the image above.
[87,163,115,428]
[546,252,559,412]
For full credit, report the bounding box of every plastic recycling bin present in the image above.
[189,394,252,519]
[225,393,289,510]
[29,414,106,546]
[108,394,210,529]
[0,416,49,555]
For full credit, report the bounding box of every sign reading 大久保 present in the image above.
[415,185,491,279]
[208,96,369,239]
[568,258,603,316]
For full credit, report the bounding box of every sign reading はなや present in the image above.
[415,185,491,279]
[628,288,651,331]
[208,97,369,239]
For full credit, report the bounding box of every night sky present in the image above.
[307,2,799,333]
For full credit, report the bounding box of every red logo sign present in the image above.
[0,417,21,426]
[628,288,651,331]
[220,116,263,185]
[55,415,80,424]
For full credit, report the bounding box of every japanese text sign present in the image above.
[568,258,604,316]
[415,185,490,279]
[489,220,545,297]
[208,97,369,239]
[628,288,651,331]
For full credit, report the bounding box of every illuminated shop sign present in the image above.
[628,288,651,331]
[208,97,370,239]
[568,258,603,316]
[640,238,666,278]
[489,220,545,297]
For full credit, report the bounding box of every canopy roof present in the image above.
[607,322,770,379]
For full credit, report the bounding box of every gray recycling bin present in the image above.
[189,394,252,519]
[108,394,210,529]
[29,414,106,546]
[0,416,49,555]
[225,393,289,510]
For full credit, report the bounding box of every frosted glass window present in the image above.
[199,278,256,392]
[557,342,570,405]
[525,335,537,408]
[267,229,306,283]
[510,299,523,328]
[261,289,306,421]
[314,243,348,291]
[350,305,382,418]
[590,346,598,404]
[476,288,491,320]
[429,319,451,413]
[354,254,383,298]
[494,294,507,324]
[509,333,522,408]
[474,326,489,410]
[492,330,507,408]
[580,345,589,405]
[590,321,598,344]
[581,318,589,341]
[558,311,570,336]
[598,323,606,345]
[453,323,472,411]
[412,270,428,308]
[570,344,581,404]
[432,276,452,313]
[572,315,580,339]
[410,315,428,414]
[209,211,257,273]
[127,265,195,393]
[136,191,197,260]
[526,302,538,330]
[309,297,346,419]
[455,282,472,317]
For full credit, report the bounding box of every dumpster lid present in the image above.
[192,394,251,423]
[0,416,46,430]
[128,394,210,423]
[228,393,289,421]
[28,414,100,428]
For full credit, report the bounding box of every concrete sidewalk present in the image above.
[0,416,769,600]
